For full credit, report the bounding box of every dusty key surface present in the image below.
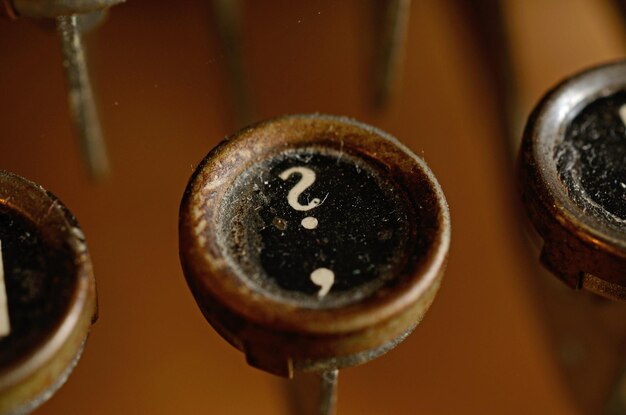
[220,148,413,307]
[0,171,96,415]
[519,61,626,301]
[179,114,450,376]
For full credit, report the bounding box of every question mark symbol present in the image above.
[279,166,320,230]
[279,166,334,297]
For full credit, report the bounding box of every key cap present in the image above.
[179,114,450,413]
[0,171,97,414]
[519,61,626,302]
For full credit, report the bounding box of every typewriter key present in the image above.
[0,172,96,414]
[179,114,450,382]
[519,61,626,302]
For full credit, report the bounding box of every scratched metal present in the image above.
[0,171,96,415]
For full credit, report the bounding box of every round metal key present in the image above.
[179,114,450,377]
[0,171,96,414]
[519,61,626,302]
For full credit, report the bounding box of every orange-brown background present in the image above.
[0,1,625,413]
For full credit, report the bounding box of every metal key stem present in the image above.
[212,0,253,128]
[57,14,109,180]
[375,0,411,108]
[288,370,338,415]
[318,370,339,415]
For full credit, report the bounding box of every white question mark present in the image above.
[279,166,334,298]
[279,166,320,230]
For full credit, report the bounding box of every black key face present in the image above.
[218,147,413,307]
[557,91,626,227]
[0,204,76,369]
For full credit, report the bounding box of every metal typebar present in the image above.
[57,14,109,180]
[375,0,412,108]
[212,0,253,127]
[287,370,339,415]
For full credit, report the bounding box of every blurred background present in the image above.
[0,0,626,413]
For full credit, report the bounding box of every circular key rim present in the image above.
[179,114,450,336]
[520,60,626,299]
[0,171,96,411]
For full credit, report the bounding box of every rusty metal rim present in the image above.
[180,113,450,335]
[527,60,626,257]
[0,171,95,390]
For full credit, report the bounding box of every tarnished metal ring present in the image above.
[179,114,450,376]
[519,60,626,301]
[0,171,97,414]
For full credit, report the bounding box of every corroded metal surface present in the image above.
[179,114,450,377]
[519,61,626,302]
[0,171,97,414]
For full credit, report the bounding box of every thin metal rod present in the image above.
[287,370,339,415]
[454,0,520,153]
[1,0,18,19]
[375,0,412,108]
[318,370,338,415]
[611,0,626,28]
[606,366,626,414]
[212,0,253,128]
[57,14,109,180]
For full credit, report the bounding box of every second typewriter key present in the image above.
[0,171,97,415]
[519,61,626,302]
